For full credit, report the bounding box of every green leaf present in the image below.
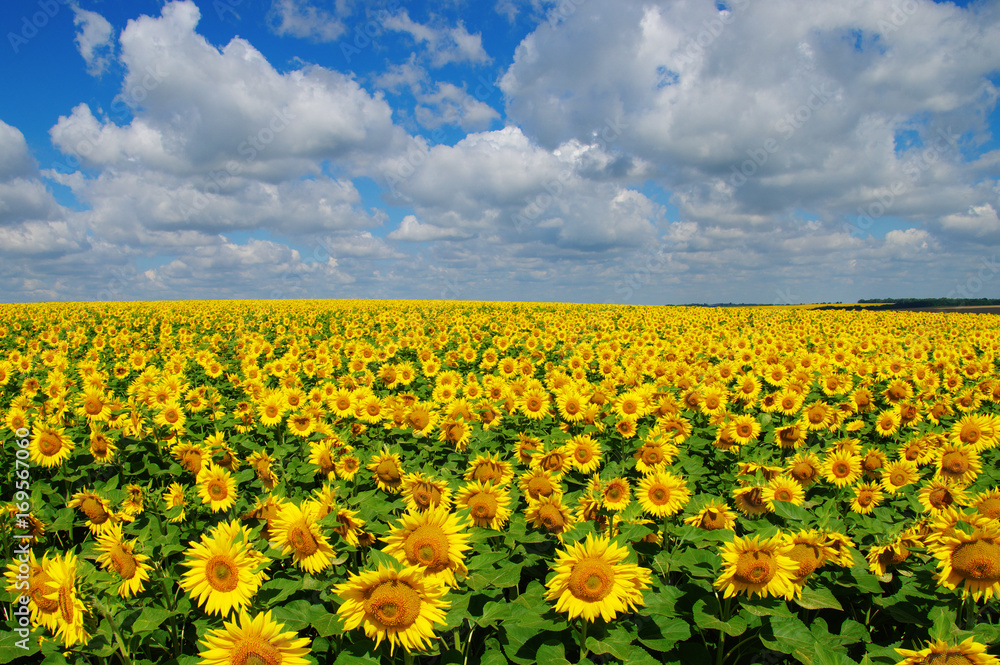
[692,598,748,637]
[929,605,958,642]
[636,615,690,652]
[642,585,684,617]
[794,585,843,611]
[770,500,814,524]
[586,625,635,661]
[311,612,344,637]
[477,600,515,626]
[132,607,174,635]
[365,547,402,571]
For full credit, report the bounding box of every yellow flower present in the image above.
[822,450,862,488]
[684,502,738,531]
[545,533,651,622]
[714,534,798,600]
[401,472,453,512]
[568,435,603,474]
[455,480,512,530]
[163,482,187,522]
[849,482,884,515]
[43,551,89,647]
[368,448,405,493]
[880,460,920,494]
[197,610,311,665]
[930,523,1000,601]
[383,507,471,588]
[335,565,450,655]
[601,477,632,512]
[526,494,575,537]
[636,470,690,517]
[762,476,806,508]
[894,637,999,665]
[179,520,270,616]
[197,463,238,512]
[270,501,336,573]
[464,452,514,486]
[29,424,74,467]
[96,523,152,598]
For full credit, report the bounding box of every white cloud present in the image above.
[388,214,474,241]
[267,0,346,42]
[384,10,490,67]
[0,120,38,180]
[72,5,114,75]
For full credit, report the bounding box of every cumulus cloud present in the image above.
[267,0,346,42]
[384,10,490,67]
[72,5,114,75]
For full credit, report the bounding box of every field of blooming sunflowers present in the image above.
[1,300,999,665]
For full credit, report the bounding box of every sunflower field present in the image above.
[1,300,999,665]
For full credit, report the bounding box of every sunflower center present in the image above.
[575,448,592,463]
[950,540,1000,581]
[787,543,823,579]
[699,509,727,530]
[412,484,442,510]
[863,455,882,472]
[288,525,319,556]
[92,437,109,455]
[977,497,1000,520]
[959,424,981,445]
[208,480,228,500]
[941,452,969,476]
[81,497,110,524]
[467,493,498,520]
[790,462,817,483]
[567,558,615,602]
[734,550,777,585]
[85,399,102,415]
[364,580,422,628]
[921,653,975,665]
[39,434,62,456]
[773,488,795,502]
[526,476,555,500]
[31,574,58,612]
[642,448,662,465]
[857,491,874,507]
[928,487,953,510]
[110,545,138,580]
[890,471,909,486]
[232,637,284,665]
[376,460,401,483]
[58,585,74,623]
[832,461,851,478]
[472,463,503,483]
[537,504,565,531]
[206,555,240,592]
[403,525,450,571]
[649,485,669,505]
[878,545,909,567]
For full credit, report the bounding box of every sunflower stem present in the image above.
[578,619,589,662]
[90,595,134,665]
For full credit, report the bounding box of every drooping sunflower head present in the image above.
[271,502,335,574]
[464,453,514,486]
[732,485,769,516]
[527,494,575,537]
[518,468,563,502]
[684,502,738,531]
[367,449,404,494]
[784,530,835,586]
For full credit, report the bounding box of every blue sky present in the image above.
[1,0,999,304]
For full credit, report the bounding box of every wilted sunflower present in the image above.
[335,564,450,655]
[197,609,311,665]
[684,502,738,531]
[401,472,453,512]
[850,482,884,515]
[636,470,690,517]
[271,501,336,573]
[895,637,999,665]
[179,520,270,616]
[368,449,405,493]
[247,451,279,491]
[197,463,238,513]
[455,480,512,530]
[96,523,152,598]
[383,507,471,588]
[544,533,651,622]
[930,523,1000,601]
[526,494,574,537]
[784,530,835,592]
[714,534,798,600]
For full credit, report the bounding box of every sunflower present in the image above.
[556,390,588,423]
[29,424,74,467]
[602,477,632,512]
[518,388,551,420]
[270,501,336,573]
[4,550,59,631]
[881,460,921,494]
[257,392,286,427]
[197,609,311,665]
[163,482,187,522]
[438,418,472,452]
[935,443,982,485]
[930,524,1000,601]
[786,452,821,486]
[568,435,603,474]
[873,408,901,438]
[714,534,798,600]
[784,530,835,589]
[731,414,761,445]
[762,477,806,508]
[972,488,1000,521]
[88,426,118,463]
[684,502,738,531]
[822,451,862,488]
[544,533,651,622]
[867,539,911,576]
[335,453,361,482]
[368,449,404,493]
[171,442,207,474]
[801,401,834,431]
[401,472,453,513]
[634,435,678,473]
[860,448,887,480]
[951,414,992,449]
[179,520,270,616]
[96,523,152,598]
[308,438,338,478]
[383,507,471,588]
[464,453,515,486]
[732,486,769,516]
[197,463,238,513]
[526,494,575,537]
[850,482,884,515]
[531,445,571,474]
[894,637,1000,665]
[515,433,541,465]
[331,506,367,548]
[455,480,512,530]
[519,468,564,502]
[43,551,89,647]
[68,489,119,535]
[774,423,806,450]
[335,564,450,655]
[918,480,969,514]
[247,451,279,491]
[636,470,690,517]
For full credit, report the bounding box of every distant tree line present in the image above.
[856,297,1000,307]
